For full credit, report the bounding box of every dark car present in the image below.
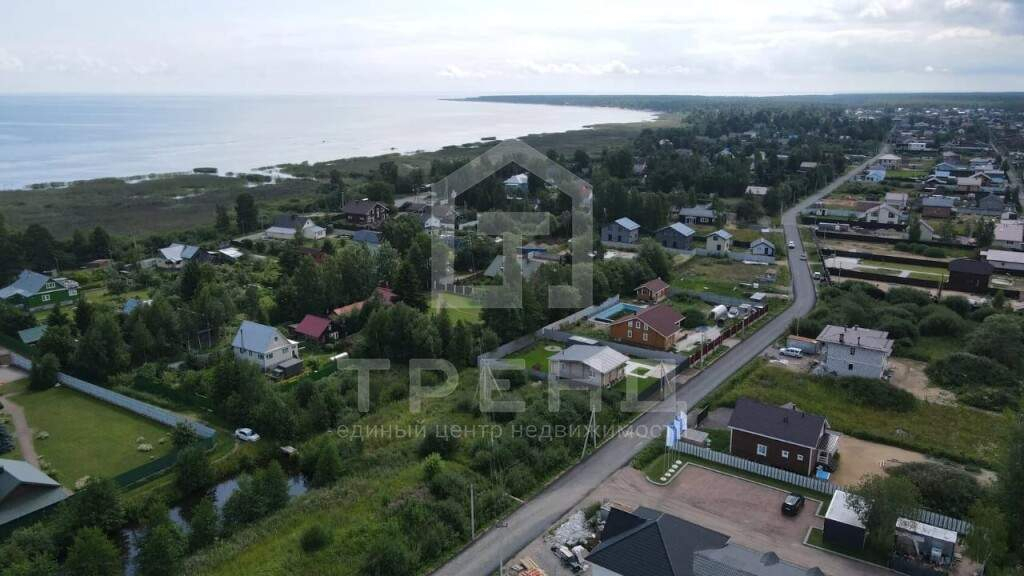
[782,493,805,516]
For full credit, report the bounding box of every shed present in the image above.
[17,325,47,345]
[823,490,867,550]
[786,335,820,355]
[271,357,304,379]
[947,259,993,294]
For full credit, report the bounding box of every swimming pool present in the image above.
[590,302,644,323]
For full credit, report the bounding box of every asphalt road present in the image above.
[432,150,888,576]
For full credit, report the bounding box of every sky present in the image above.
[2,0,1024,96]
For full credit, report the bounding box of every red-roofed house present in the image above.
[634,278,669,303]
[331,286,397,318]
[609,303,685,350]
[292,314,337,343]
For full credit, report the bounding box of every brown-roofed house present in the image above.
[728,397,840,476]
[609,303,685,351]
[634,278,669,303]
[292,314,336,343]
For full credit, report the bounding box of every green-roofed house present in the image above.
[0,270,80,311]
[0,459,70,528]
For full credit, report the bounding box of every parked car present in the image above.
[234,428,260,442]
[799,253,807,260]
[779,347,803,358]
[552,545,583,572]
[813,271,822,281]
[782,493,805,516]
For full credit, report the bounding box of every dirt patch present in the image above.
[0,365,28,385]
[830,435,930,486]
[888,358,957,406]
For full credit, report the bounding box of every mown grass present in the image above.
[432,292,482,324]
[11,386,174,482]
[506,340,562,372]
[710,362,1006,468]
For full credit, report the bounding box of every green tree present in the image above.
[967,314,1024,371]
[188,496,219,552]
[179,260,202,301]
[215,204,231,233]
[137,521,186,576]
[89,227,112,261]
[73,313,129,382]
[1000,416,1024,553]
[907,215,922,242]
[0,421,14,454]
[74,299,95,334]
[175,444,214,495]
[29,353,60,391]
[638,239,671,281]
[311,438,343,487]
[361,528,417,576]
[965,501,1008,568]
[234,193,259,233]
[63,477,126,536]
[300,524,332,553]
[64,527,121,576]
[170,422,200,449]
[850,474,921,554]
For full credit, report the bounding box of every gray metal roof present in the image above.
[710,229,733,240]
[728,397,827,449]
[549,345,628,374]
[0,270,54,299]
[17,325,46,345]
[660,222,696,237]
[694,543,820,576]
[158,243,201,263]
[679,206,716,219]
[0,459,68,526]
[816,325,893,353]
[231,321,290,353]
[614,217,641,231]
[922,196,956,208]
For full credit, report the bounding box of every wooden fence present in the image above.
[686,306,767,366]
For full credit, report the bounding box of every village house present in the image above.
[749,238,775,257]
[816,325,893,379]
[265,214,326,240]
[885,192,909,209]
[634,278,669,302]
[947,259,994,294]
[291,314,337,344]
[609,303,685,351]
[341,199,389,229]
[981,249,1024,273]
[798,161,819,172]
[876,153,902,169]
[601,217,641,244]
[547,344,628,388]
[994,220,1024,251]
[231,320,301,374]
[0,459,70,529]
[678,204,716,225]
[862,202,902,225]
[0,270,79,311]
[503,173,529,199]
[156,243,211,269]
[654,222,695,250]
[727,397,840,476]
[921,196,956,218]
[744,185,769,196]
[705,229,733,254]
[862,168,886,183]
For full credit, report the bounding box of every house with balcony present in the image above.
[816,325,893,380]
[727,397,840,476]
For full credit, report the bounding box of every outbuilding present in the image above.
[947,259,993,294]
[823,490,867,550]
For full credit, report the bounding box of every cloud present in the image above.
[858,1,888,19]
[944,0,973,9]
[928,26,993,41]
[437,65,489,79]
[0,49,23,72]
[507,59,639,76]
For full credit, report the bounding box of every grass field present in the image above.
[711,362,1005,468]
[12,386,174,483]
[431,292,481,324]
[506,340,562,372]
[673,256,783,295]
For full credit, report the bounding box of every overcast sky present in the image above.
[3,0,1023,95]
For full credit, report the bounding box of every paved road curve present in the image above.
[432,150,888,576]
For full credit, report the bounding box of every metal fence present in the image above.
[539,295,620,332]
[685,306,767,366]
[10,352,216,439]
[670,441,973,535]
[537,328,686,363]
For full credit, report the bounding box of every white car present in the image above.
[779,347,803,358]
[788,241,796,249]
[234,428,260,442]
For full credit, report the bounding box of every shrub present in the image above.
[888,462,983,518]
[29,353,60,391]
[923,247,946,258]
[919,308,965,336]
[833,376,916,412]
[300,524,332,553]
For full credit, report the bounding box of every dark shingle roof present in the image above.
[588,507,729,576]
[949,258,994,275]
[637,278,670,294]
[613,303,684,337]
[727,398,826,449]
[342,200,387,215]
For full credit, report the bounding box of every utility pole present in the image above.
[469,483,476,540]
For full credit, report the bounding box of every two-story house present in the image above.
[341,200,389,229]
[601,217,641,244]
[232,320,300,373]
[749,238,775,257]
[0,270,79,311]
[728,397,840,475]
[862,203,902,225]
[265,214,327,240]
[816,325,894,379]
[609,303,685,351]
[654,222,694,250]
[705,229,733,254]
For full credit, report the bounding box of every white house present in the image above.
[994,220,1024,251]
[706,230,733,254]
[877,154,902,169]
[816,325,893,379]
[231,320,300,372]
[884,192,909,209]
[749,238,775,257]
[265,215,326,241]
[744,185,769,196]
[548,345,628,388]
[982,249,1024,273]
[862,203,902,225]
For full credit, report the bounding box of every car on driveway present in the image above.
[778,347,803,358]
[782,493,805,516]
[234,428,260,442]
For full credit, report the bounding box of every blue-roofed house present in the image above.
[121,298,152,316]
[0,458,70,528]
[655,222,695,250]
[352,230,382,246]
[601,217,641,244]
[863,168,886,183]
[706,229,733,254]
[157,243,209,270]
[231,320,300,372]
[0,270,79,311]
[17,325,47,346]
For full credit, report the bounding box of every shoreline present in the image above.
[0,98,658,193]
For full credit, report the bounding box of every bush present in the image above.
[833,376,916,412]
[29,353,60,391]
[300,524,332,553]
[923,247,946,258]
[888,462,983,518]
[919,308,965,336]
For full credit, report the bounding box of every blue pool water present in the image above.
[590,302,643,323]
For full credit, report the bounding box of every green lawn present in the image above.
[431,292,481,324]
[12,386,174,483]
[898,335,963,363]
[506,340,562,372]
[712,362,1005,467]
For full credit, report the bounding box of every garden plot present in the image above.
[825,256,947,281]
